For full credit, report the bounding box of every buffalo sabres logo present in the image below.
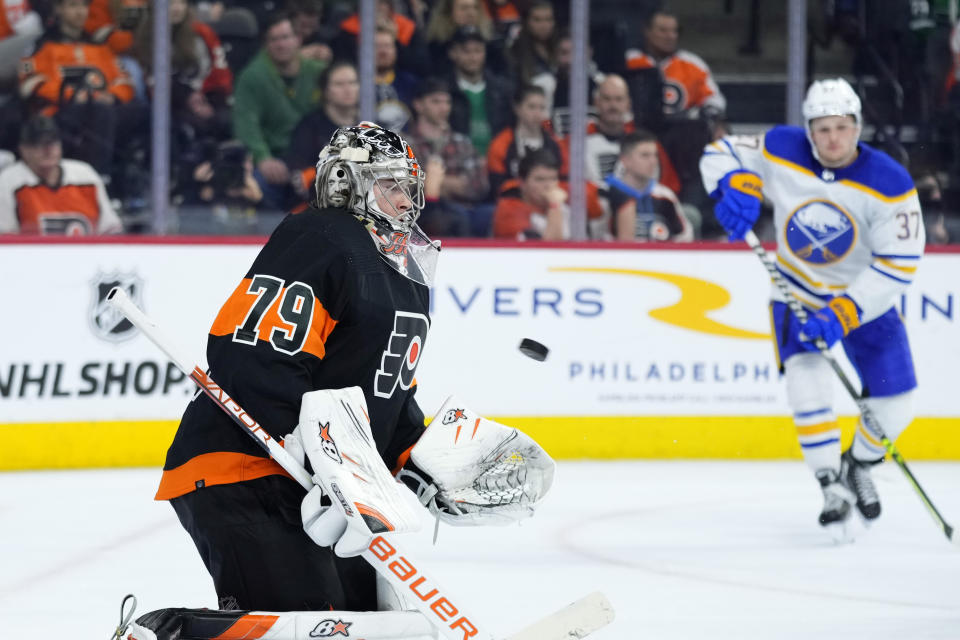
[784,200,856,265]
[442,408,467,425]
[90,272,142,342]
[318,422,343,464]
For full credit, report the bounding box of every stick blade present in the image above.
[505,591,614,640]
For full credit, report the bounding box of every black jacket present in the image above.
[446,70,514,143]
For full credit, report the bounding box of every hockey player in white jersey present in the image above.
[700,78,925,538]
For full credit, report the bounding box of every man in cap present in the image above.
[0,115,121,235]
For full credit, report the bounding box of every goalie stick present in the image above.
[743,231,958,546]
[105,287,616,638]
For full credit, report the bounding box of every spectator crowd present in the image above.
[1,0,959,242]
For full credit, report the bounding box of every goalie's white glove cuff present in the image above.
[301,484,347,548]
[301,483,374,557]
[282,426,307,469]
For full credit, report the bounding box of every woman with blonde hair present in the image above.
[426,0,493,61]
[134,0,232,138]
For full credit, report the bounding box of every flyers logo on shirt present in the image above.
[784,200,857,265]
[662,79,688,114]
[374,311,428,399]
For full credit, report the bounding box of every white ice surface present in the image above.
[1,461,958,639]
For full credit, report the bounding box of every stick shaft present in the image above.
[743,232,956,543]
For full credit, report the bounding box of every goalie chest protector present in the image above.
[157,207,431,499]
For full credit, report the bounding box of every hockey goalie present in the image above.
[113,124,555,640]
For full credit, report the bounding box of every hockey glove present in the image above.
[799,296,861,350]
[712,169,763,241]
[397,396,555,527]
[293,388,422,557]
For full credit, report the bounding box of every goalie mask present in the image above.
[315,123,440,286]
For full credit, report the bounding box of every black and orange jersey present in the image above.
[18,26,134,114]
[605,176,691,241]
[156,207,431,500]
[486,125,568,195]
[625,49,726,117]
[84,0,134,53]
[0,159,121,234]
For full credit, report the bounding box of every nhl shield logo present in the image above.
[90,273,142,342]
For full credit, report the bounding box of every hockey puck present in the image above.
[518,338,549,362]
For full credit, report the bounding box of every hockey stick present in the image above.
[743,231,958,545]
[105,287,615,638]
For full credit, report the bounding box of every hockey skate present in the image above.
[841,449,882,521]
[815,469,855,543]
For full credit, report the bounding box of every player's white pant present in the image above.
[784,352,914,471]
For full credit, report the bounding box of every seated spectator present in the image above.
[84,0,146,54]
[232,11,325,209]
[178,139,263,212]
[404,77,491,235]
[493,148,606,240]
[135,0,233,142]
[286,60,358,197]
[333,0,428,75]
[915,171,959,244]
[625,8,725,210]
[570,74,680,194]
[0,0,42,151]
[374,25,417,132]
[18,0,146,193]
[287,0,333,63]
[625,9,726,126]
[487,84,566,194]
[445,25,513,155]
[427,0,492,53]
[493,148,566,240]
[482,0,520,45]
[84,0,148,101]
[0,115,121,235]
[508,0,557,86]
[545,29,602,137]
[418,151,472,237]
[606,130,693,242]
[426,0,505,73]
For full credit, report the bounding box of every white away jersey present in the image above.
[700,126,924,322]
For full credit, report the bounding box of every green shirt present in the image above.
[232,51,326,163]
[462,87,492,155]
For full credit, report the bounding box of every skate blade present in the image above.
[822,520,855,544]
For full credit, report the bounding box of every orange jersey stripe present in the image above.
[392,442,416,475]
[795,421,839,437]
[155,451,290,500]
[211,615,280,640]
[209,278,338,360]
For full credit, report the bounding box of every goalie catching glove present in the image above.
[397,396,556,526]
